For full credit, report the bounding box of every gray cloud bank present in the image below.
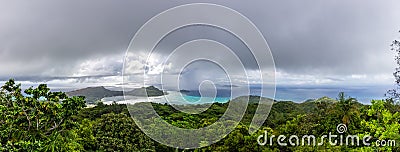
[0,0,400,88]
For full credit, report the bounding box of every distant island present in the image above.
[179,89,191,93]
[66,86,165,104]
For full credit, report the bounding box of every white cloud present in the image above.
[276,70,393,87]
[72,54,123,77]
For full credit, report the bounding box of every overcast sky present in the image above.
[1,0,400,91]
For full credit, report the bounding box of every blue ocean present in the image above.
[101,85,389,105]
[179,87,386,104]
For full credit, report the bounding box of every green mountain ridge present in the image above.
[305,96,338,103]
[66,86,165,104]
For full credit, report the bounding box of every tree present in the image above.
[360,100,400,151]
[0,79,86,151]
[337,92,356,125]
[386,30,400,102]
[91,113,155,151]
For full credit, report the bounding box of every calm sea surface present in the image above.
[101,85,389,105]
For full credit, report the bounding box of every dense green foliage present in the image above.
[1,80,400,151]
[0,79,86,151]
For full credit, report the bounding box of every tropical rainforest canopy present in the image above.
[1,79,400,151]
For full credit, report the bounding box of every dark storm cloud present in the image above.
[152,25,258,70]
[254,0,400,75]
[0,0,168,78]
[0,74,117,83]
[0,0,399,85]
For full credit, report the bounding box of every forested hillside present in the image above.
[1,80,400,151]
[66,86,165,104]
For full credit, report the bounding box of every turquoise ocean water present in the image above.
[101,85,388,105]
